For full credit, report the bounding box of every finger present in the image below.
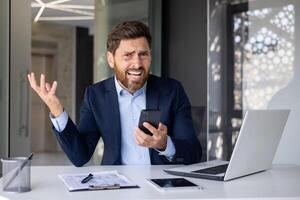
[40,74,46,93]
[49,81,57,95]
[134,135,141,146]
[135,131,151,147]
[27,73,31,82]
[135,128,154,143]
[143,122,159,136]
[134,129,144,145]
[135,133,144,146]
[27,73,34,86]
[27,74,33,87]
[136,127,154,142]
[45,83,51,92]
[158,122,167,132]
[28,73,40,92]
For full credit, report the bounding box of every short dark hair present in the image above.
[107,21,152,54]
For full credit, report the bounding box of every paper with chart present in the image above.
[59,170,138,191]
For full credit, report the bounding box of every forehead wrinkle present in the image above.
[121,49,150,54]
[117,38,150,53]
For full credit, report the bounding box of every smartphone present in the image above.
[138,109,161,136]
[147,178,201,192]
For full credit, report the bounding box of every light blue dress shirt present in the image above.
[50,76,175,165]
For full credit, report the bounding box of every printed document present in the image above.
[59,170,138,191]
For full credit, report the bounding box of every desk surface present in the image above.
[1,164,300,200]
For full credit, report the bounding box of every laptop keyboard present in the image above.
[192,164,229,175]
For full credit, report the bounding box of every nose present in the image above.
[132,53,142,68]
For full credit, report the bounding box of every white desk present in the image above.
[1,165,300,200]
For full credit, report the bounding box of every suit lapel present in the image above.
[146,75,159,163]
[146,75,159,110]
[104,78,122,164]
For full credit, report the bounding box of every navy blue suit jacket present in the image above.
[54,75,202,166]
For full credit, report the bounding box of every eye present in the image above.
[123,53,133,59]
[139,51,150,57]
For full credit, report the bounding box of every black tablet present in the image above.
[147,178,201,192]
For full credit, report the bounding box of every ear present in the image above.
[107,51,115,69]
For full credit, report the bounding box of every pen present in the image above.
[81,173,93,184]
[89,184,120,190]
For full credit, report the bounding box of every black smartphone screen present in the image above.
[138,109,161,136]
[150,178,197,188]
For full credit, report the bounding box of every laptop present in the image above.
[165,109,290,181]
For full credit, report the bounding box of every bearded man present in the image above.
[28,21,202,166]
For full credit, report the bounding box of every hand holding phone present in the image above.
[138,109,161,136]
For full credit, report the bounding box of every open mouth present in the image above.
[127,69,143,76]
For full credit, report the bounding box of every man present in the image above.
[28,21,202,166]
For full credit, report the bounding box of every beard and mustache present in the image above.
[114,65,150,93]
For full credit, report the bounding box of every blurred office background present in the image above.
[0,0,299,172]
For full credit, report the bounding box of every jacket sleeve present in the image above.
[167,82,202,165]
[53,86,101,167]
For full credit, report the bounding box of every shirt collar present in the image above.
[114,76,147,96]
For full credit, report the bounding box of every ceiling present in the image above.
[31,0,95,28]
[31,0,148,29]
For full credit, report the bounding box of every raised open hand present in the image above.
[27,72,63,117]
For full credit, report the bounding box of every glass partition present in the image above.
[208,0,299,163]
[0,0,9,173]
